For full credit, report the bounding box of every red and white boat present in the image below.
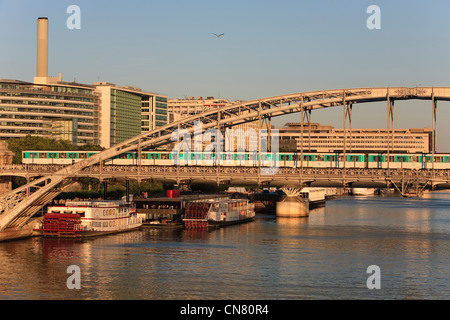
[34,200,142,238]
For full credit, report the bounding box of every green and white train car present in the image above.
[22,150,450,169]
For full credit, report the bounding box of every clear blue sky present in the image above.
[1,0,450,150]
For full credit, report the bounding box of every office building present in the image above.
[279,122,433,154]
[95,83,167,147]
[168,97,262,151]
[0,79,99,145]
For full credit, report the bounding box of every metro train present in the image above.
[21,150,450,169]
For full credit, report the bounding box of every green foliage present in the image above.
[190,183,228,193]
[130,180,164,194]
[55,190,102,200]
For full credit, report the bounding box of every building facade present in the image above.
[142,94,168,132]
[168,97,261,151]
[94,83,167,148]
[0,79,98,146]
[279,122,433,154]
[167,96,231,123]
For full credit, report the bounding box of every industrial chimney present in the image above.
[36,17,48,78]
[34,17,61,84]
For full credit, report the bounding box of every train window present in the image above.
[161,153,170,160]
[68,153,76,159]
[39,153,46,158]
[304,155,313,161]
[397,156,407,162]
[435,156,443,163]
[79,153,86,159]
[349,156,359,162]
[59,153,67,159]
[372,156,382,162]
[316,155,324,161]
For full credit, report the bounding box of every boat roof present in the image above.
[134,194,231,203]
[201,199,248,204]
[62,200,127,207]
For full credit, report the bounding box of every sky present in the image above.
[1,0,450,150]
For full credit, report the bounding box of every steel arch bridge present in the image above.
[1,86,449,232]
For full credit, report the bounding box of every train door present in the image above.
[375,153,383,169]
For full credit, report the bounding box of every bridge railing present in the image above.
[2,164,450,182]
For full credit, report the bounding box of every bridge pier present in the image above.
[103,181,107,199]
[276,187,309,218]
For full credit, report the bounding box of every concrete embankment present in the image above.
[0,217,42,242]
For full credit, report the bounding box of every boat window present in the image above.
[76,211,85,217]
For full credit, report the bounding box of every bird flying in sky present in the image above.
[213,33,224,38]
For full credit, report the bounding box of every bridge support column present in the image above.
[126,179,130,202]
[343,100,353,170]
[276,187,309,218]
[103,181,107,200]
[387,92,394,174]
[432,90,437,173]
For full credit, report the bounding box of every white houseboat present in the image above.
[183,199,255,229]
[34,200,142,238]
[350,188,376,196]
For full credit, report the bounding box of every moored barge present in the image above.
[135,194,231,228]
[183,198,255,229]
[33,200,142,238]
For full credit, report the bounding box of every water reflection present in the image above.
[0,193,449,299]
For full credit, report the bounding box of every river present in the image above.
[0,191,449,300]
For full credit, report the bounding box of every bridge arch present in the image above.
[1,86,450,231]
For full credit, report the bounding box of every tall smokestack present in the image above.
[36,17,48,78]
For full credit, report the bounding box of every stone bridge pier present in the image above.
[275,187,309,218]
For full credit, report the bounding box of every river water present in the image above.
[0,191,449,300]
